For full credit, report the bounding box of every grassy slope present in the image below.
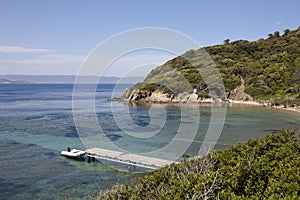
[98,130,300,199]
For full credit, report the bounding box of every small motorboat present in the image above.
[61,148,86,158]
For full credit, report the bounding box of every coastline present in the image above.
[121,87,300,115]
[229,100,300,114]
[117,97,300,115]
[266,104,300,114]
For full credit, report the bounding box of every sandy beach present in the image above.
[229,100,300,114]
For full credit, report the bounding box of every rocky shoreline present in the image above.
[112,87,300,114]
[118,74,300,114]
[121,77,255,104]
[111,96,300,115]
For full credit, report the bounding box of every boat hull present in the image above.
[61,149,86,158]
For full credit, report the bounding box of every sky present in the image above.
[0,0,299,76]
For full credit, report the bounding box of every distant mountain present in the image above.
[0,75,145,84]
[0,78,29,84]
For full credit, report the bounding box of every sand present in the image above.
[229,100,300,114]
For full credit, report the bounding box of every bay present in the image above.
[0,84,299,199]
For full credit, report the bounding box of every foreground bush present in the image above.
[97,130,300,199]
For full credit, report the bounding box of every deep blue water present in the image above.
[0,84,299,199]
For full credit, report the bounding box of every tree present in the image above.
[274,31,280,37]
[268,33,273,38]
[283,29,290,36]
[224,38,230,45]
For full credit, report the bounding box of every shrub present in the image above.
[98,130,300,199]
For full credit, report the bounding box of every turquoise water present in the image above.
[0,84,299,199]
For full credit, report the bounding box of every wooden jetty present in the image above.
[86,147,177,169]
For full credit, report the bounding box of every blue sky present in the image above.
[0,0,299,76]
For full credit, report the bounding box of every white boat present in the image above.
[61,148,86,158]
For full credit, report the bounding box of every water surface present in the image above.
[0,84,299,199]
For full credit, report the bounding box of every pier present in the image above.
[86,147,177,169]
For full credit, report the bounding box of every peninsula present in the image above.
[122,27,300,110]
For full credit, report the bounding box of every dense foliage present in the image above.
[131,27,300,103]
[98,130,300,199]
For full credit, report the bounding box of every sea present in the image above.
[0,84,299,199]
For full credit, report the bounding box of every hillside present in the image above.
[98,130,300,199]
[123,27,300,105]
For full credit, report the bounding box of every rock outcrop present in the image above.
[122,78,254,103]
[122,88,220,103]
[122,88,173,103]
[227,77,253,101]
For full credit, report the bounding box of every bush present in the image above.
[97,130,300,199]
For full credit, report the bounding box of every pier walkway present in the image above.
[86,147,177,169]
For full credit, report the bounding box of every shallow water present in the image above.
[0,84,299,199]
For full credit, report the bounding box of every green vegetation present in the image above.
[130,27,300,103]
[97,130,300,199]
